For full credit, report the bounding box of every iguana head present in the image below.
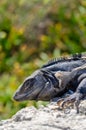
[13,69,59,101]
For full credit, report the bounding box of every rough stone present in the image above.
[0,101,86,130]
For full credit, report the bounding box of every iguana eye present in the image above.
[24,78,35,88]
[24,80,30,87]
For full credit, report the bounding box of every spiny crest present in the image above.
[42,53,86,68]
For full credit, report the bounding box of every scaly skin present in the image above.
[55,64,86,113]
[13,53,86,106]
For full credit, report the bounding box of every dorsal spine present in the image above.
[42,53,86,68]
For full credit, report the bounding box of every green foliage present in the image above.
[0,0,86,119]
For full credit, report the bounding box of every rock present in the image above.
[0,101,86,130]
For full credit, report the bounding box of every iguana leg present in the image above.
[58,77,86,113]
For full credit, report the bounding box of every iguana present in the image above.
[13,53,86,112]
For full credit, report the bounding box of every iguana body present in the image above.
[13,53,86,112]
[55,64,86,112]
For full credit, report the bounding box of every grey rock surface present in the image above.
[0,101,86,130]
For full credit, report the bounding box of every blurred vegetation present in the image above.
[0,0,86,119]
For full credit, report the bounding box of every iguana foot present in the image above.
[57,93,83,113]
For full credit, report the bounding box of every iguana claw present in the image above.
[57,93,83,113]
